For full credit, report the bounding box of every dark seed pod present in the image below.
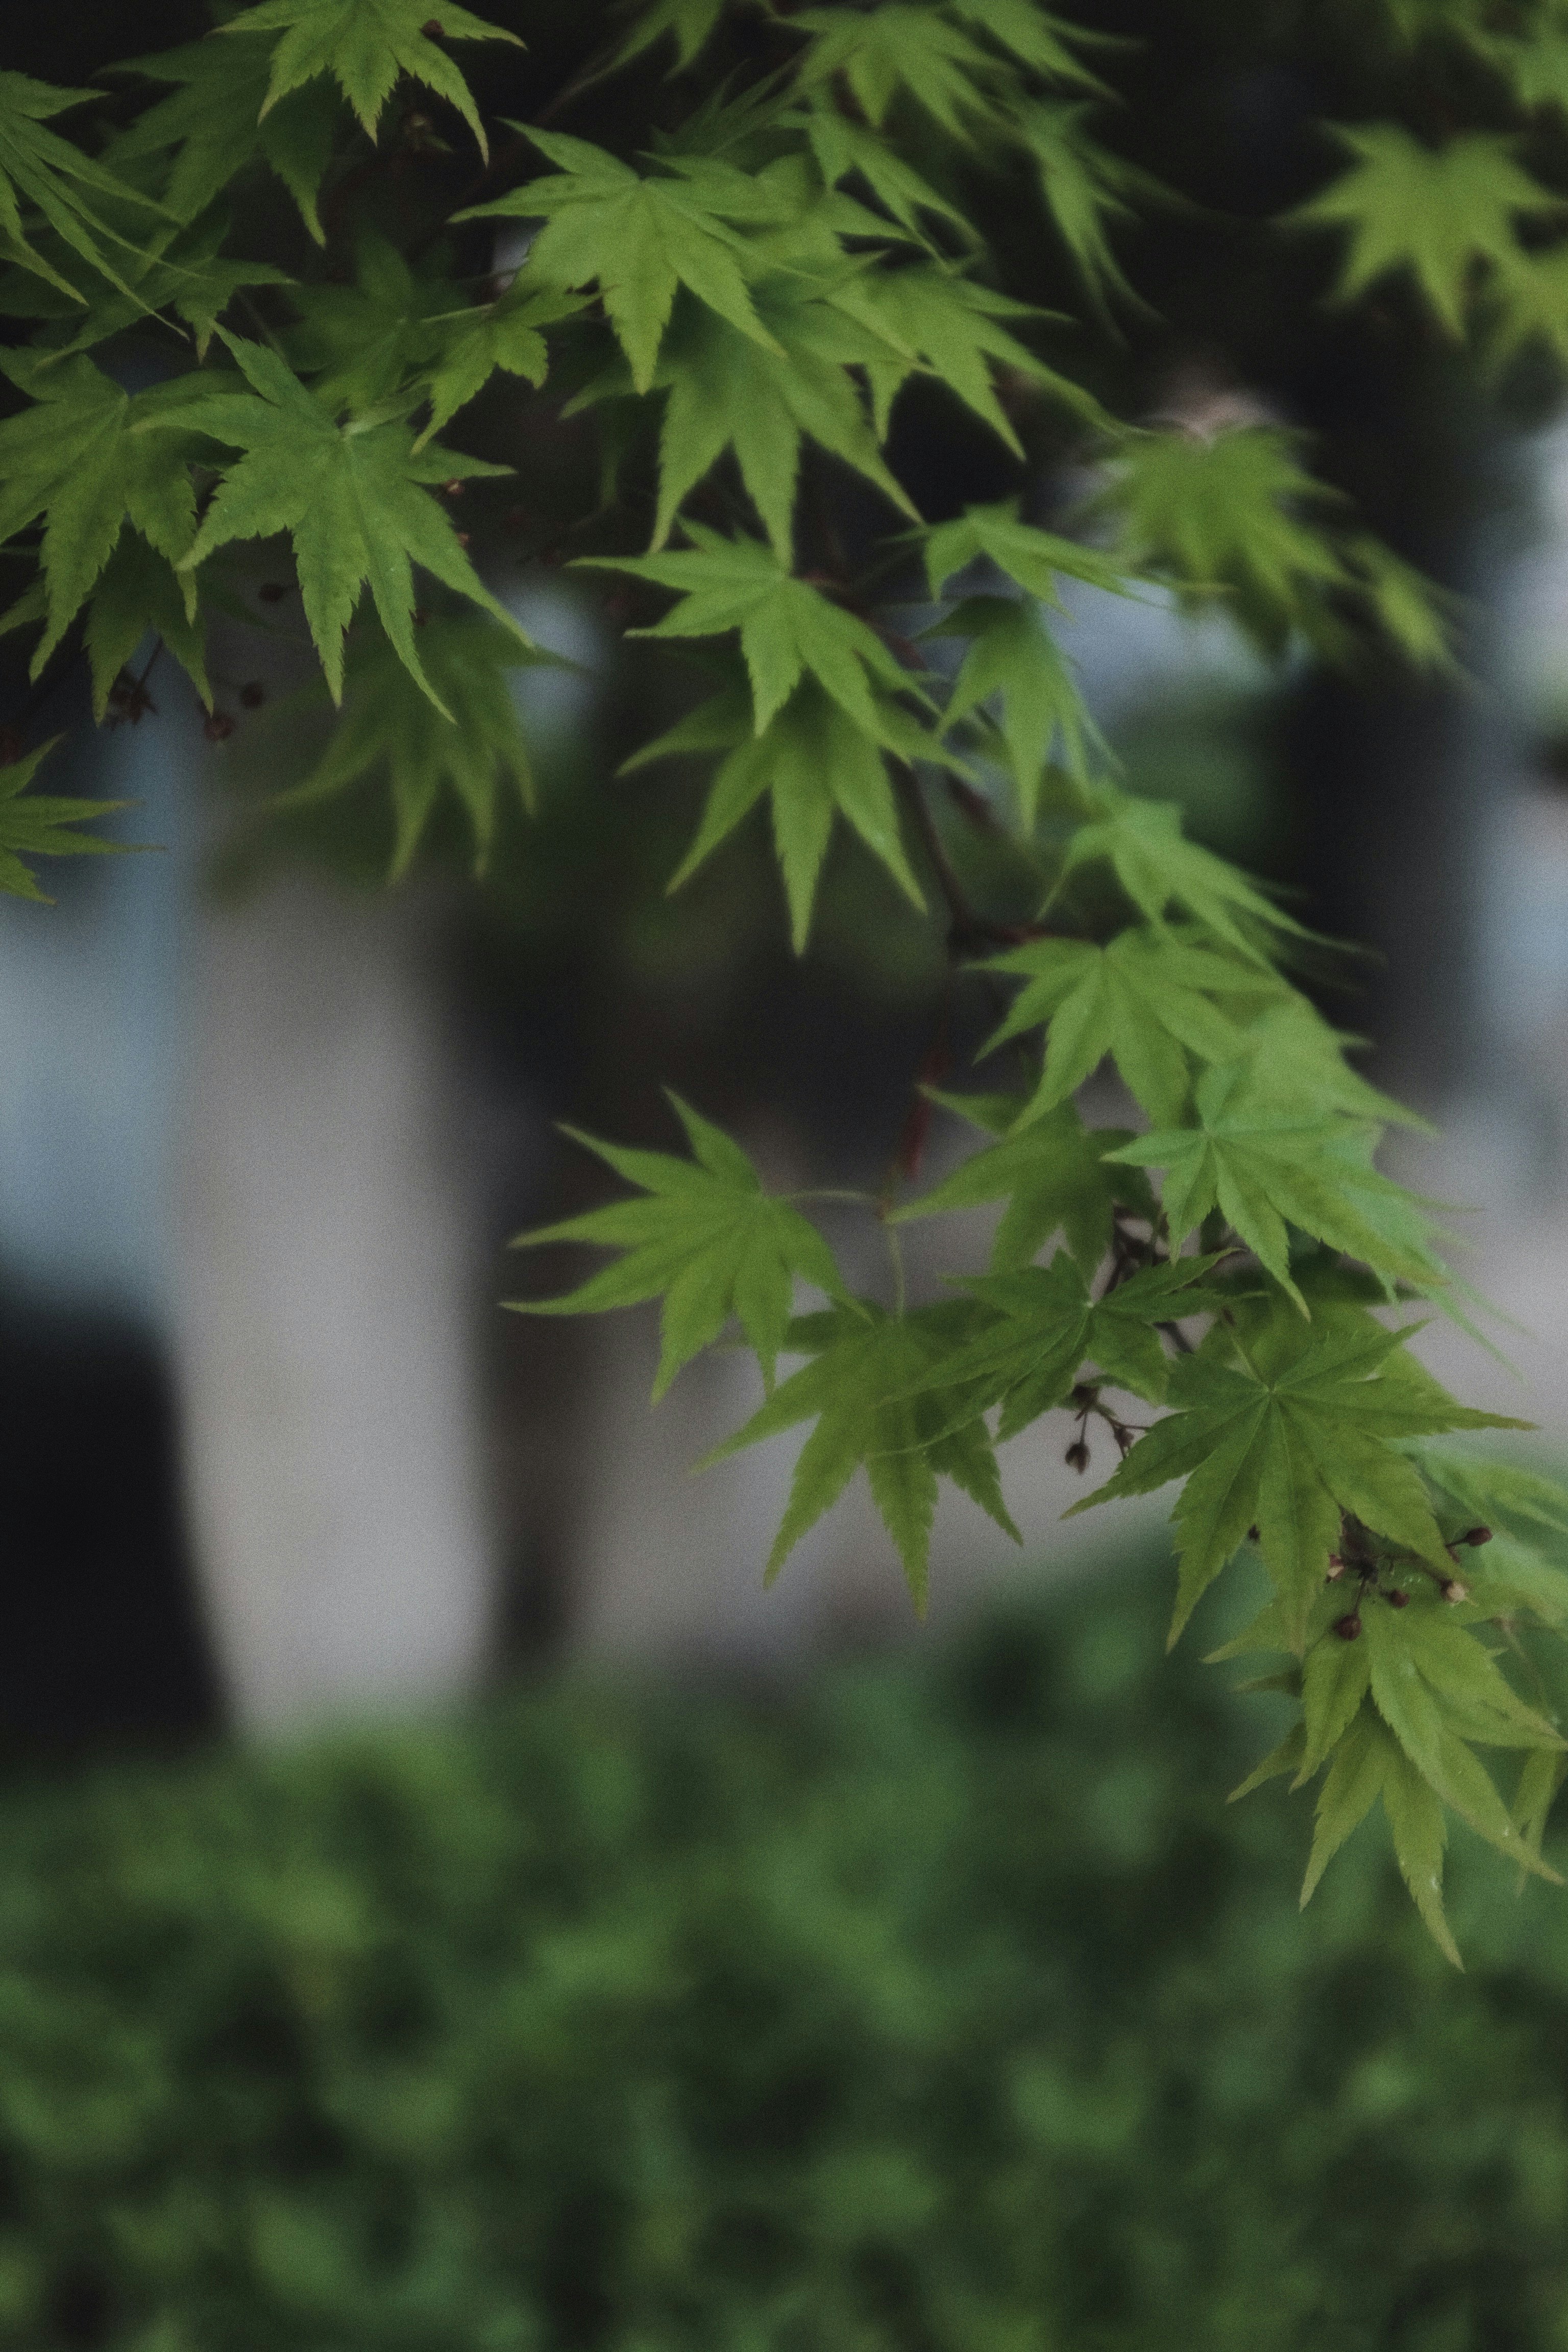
[203,709,235,743]
[1065,1440,1090,1474]
[1247,1525,1260,1542]
[1333,1613,1362,1640]
[1385,1588,1409,1609]
[1462,1526,1493,1547]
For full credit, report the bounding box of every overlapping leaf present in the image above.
[1068,1314,1523,1647]
[510,1096,850,1396]
[930,596,1102,813]
[221,0,520,157]
[1050,788,1310,959]
[843,265,1101,451]
[0,354,222,676]
[270,612,554,876]
[580,525,919,736]
[170,330,524,712]
[627,675,927,948]
[920,1248,1234,1439]
[643,282,918,558]
[0,73,168,307]
[705,1297,1020,1606]
[1104,1061,1449,1309]
[461,131,794,393]
[981,925,1268,1126]
[891,1092,1150,1272]
[106,35,343,239]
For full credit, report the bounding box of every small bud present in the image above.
[442,479,465,499]
[454,529,471,548]
[258,581,289,604]
[422,16,445,33]
[1069,1383,1098,1410]
[1441,1578,1469,1605]
[1384,1588,1409,1609]
[1333,1613,1362,1641]
[203,710,235,743]
[239,681,266,710]
[1065,1440,1090,1474]
[1325,1557,1346,1581]
[1247,1524,1260,1542]
[1461,1526,1492,1548]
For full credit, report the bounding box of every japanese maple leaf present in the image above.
[1068,1317,1523,1647]
[918,1249,1233,1440]
[174,330,522,713]
[982,926,1268,1127]
[106,34,342,239]
[627,675,929,950]
[1051,790,1311,961]
[891,1092,1151,1274]
[223,0,520,156]
[1104,1062,1448,1310]
[272,612,557,877]
[509,1096,850,1398]
[0,353,217,674]
[460,130,792,393]
[705,1298,1020,1607]
[1292,125,1560,337]
[0,736,127,903]
[644,280,918,559]
[928,596,1105,816]
[580,525,918,738]
[0,71,169,306]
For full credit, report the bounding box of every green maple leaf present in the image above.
[842,264,1102,453]
[626,675,928,949]
[77,530,211,720]
[1087,425,1348,656]
[172,329,523,713]
[0,73,169,307]
[610,0,730,72]
[509,1095,851,1398]
[460,130,792,394]
[1299,1710,1463,1965]
[1051,788,1311,960]
[1067,1315,1523,1648]
[1104,1061,1447,1310]
[222,0,520,159]
[704,1298,1020,1608]
[643,280,918,559]
[1291,125,1560,337]
[928,596,1103,815]
[943,0,1106,88]
[982,925,1268,1127]
[0,354,222,675]
[1012,100,1153,313]
[920,1248,1233,1439]
[1238,995,1430,1132]
[269,612,555,876]
[579,525,919,738]
[283,233,458,411]
[890,1092,1152,1273]
[106,35,344,240]
[0,736,129,902]
[791,6,1004,139]
[419,281,577,445]
[795,108,973,241]
[15,205,295,359]
[923,495,1133,606]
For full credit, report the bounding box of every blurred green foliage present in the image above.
[4,1548,1568,2350]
